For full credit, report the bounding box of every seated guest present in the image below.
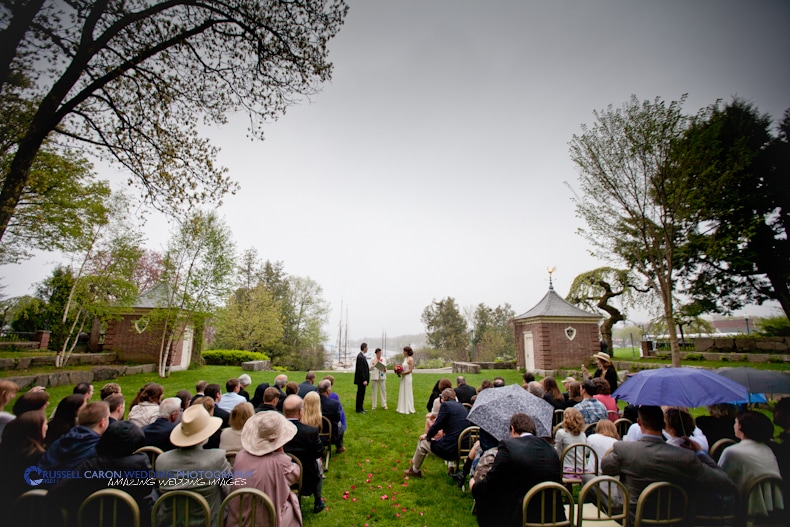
[283,395,325,514]
[561,376,576,404]
[585,419,620,475]
[526,381,545,398]
[190,380,208,406]
[250,381,270,408]
[45,393,85,446]
[175,390,192,412]
[404,388,470,478]
[454,376,477,405]
[318,380,345,453]
[285,381,299,397]
[0,410,47,512]
[493,376,505,388]
[592,377,618,420]
[220,402,254,452]
[470,413,564,526]
[555,407,587,474]
[541,376,566,410]
[12,388,49,416]
[575,380,609,425]
[217,378,246,413]
[624,407,710,451]
[565,381,582,407]
[238,374,252,401]
[229,411,302,527]
[99,382,121,401]
[204,383,230,427]
[106,393,126,422]
[0,380,18,439]
[298,372,318,398]
[156,405,231,527]
[256,387,282,413]
[40,401,111,474]
[322,375,347,433]
[303,391,323,430]
[273,374,289,412]
[128,383,164,427]
[50,421,154,527]
[718,410,783,518]
[602,405,734,523]
[696,403,738,447]
[425,378,453,435]
[142,397,182,451]
[426,379,443,413]
[664,407,698,447]
[193,396,223,450]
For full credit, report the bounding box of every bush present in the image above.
[202,349,270,365]
[416,358,452,369]
[685,353,703,361]
[768,356,786,364]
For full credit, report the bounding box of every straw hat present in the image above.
[241,411,297,456]
[592,352,612,363]
[562,376,577,385]
[170,404,222,447]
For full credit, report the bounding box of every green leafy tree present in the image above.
[677,100,790,318]
[281,275,330,369]
[471,302,516,362]
[568,95,691,367]
[213,284,283,353]
[0,0,348,241]
[566,267,651,353]
[153,211,236,377]
[421,297,470,360]
[8,295,47,333]
[757,315,790,337]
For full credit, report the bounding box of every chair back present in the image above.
[709,438,736,462]
[743,474,785,526]
[693,485,738,527]
[226,450,239,466]
[577,475,628,527]
[320,416,332,471]
[463,402,473,412]
[220,488,277,527]
[78,488,141,527]
[457,425,480,466]
[584,422,598,436]
[561,443,598,482]
[134,445,164,471]
[522,481,574,527]
[633,481,688,527]
[553,421,564,438]
[553,409,566,427]
[285,452,304,500]
[14,489,66,526]
[614,418,632,439]
[152,489,211,527]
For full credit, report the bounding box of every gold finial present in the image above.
[547,266,556,288]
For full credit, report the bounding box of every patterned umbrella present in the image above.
[612,366,748,407]
[717,367,790,395]
[466,384,554,440]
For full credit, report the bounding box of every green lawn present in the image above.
[31,367,524,527]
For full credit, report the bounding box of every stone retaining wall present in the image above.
[0,352,118,371]
[5,363,157,389]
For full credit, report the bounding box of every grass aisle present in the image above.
[38,366,524,527]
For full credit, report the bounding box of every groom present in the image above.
[354,343,370,413]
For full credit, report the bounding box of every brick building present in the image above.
[89,283,194,371]
[512,284,601,372]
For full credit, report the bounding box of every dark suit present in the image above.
[213,406,230,428]
[254,403,279,413]
[320,394,344,448]
[454,384,477,405]
[472,434,563,527]
[284,419,324,504]
[142,417,177,451]
[428,400,470,460]
[601,434,735,521]
[354,352,370,412]
[298,381,318,398]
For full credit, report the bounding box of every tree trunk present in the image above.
[0,0,45,91]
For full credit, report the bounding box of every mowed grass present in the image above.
[35,367,524,527]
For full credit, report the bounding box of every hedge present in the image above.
[202,350,270,365]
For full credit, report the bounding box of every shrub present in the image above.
[655,352,671,360]
[202,349,270,365]
[768,356,785,364]
[685,353,703,361]
[416,358,451,369]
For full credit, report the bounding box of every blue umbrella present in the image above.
[612,367,748,407]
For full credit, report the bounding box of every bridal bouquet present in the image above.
[394,364,404,377]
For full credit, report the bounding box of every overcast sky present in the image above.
[3,0,789,341]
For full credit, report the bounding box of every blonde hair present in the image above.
[563,407,585,435]
[594,418,620,440]
[302,391,322,429]
[229,402,254,430]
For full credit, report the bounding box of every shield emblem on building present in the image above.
[565,326,577,341]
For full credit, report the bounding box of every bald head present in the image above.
[283,395,303,418]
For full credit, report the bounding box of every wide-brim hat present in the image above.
[170,404,222,447]
[241,411,297,456]
[592,352,612,363]
[562,376,577,385]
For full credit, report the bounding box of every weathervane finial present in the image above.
[547,266,557,289]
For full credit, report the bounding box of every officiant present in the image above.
[371,348,387,410]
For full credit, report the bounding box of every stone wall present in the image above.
[5,363,157,389]
[695,337,790,353]
[0,352,117,371]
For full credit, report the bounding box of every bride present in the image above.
[396,346,415,414]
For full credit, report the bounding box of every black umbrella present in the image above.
[717,367,790,395]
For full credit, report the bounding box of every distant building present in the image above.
[512,284,601,372]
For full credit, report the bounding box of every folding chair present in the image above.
[219,488,277,527]
[152,489,211,527]
[522,481,574,527]
[633,481,687,527]
[577,475,628,527]
[78,488,140,527]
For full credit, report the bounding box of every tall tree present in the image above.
[0,0,348,241]
[566,267,651,353]
[421,297,470,360]
[471,302,516,362]
[282,275,330,352]
[569,95,691,367]
[213,284,283,353]
[154,211,236,376]
[677,100,790,318]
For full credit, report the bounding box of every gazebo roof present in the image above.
[133,282,169,309]
[514,285,601,320]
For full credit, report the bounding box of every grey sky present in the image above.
[3,0,789,340]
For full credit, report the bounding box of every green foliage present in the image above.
[8,295,46,333]
[757,315,790,337]
[471,302,516,361]
[212,284,283,353]
[416,358,452,369]
[768,356,786,364]
[685,353,703,361]
[421,297,469,360]
[202,349,270,365]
